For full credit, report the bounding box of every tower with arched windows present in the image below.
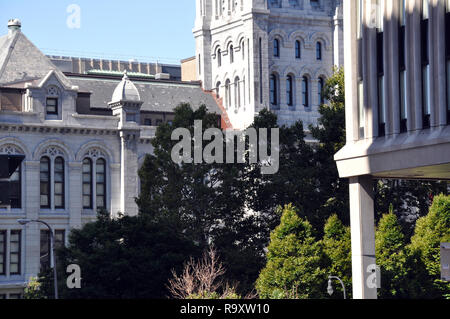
[194,0,344,129]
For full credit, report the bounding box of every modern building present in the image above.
[0,19,221,298]
[335,0,450,299]
[193,0,344,129]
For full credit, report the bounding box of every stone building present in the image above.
[193,0,344,129]
[335,0,450,299]
[0,19,220,298]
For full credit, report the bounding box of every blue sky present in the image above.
[0,0,196,65]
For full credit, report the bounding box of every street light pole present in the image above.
[17,219,58,299]
[327,275,346,299]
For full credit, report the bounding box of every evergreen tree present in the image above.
[256,205,327,299]
[322,214,351,298]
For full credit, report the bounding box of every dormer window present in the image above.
[46,98,58,115]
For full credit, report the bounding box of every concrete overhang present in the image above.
[335,126,450,180]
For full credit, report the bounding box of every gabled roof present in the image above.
[0,31,72,88]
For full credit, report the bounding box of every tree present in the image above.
[375,208,410,298]
[256,205,327,299]
[40,211,200,299]
[409,194,450,298]
[322,214,351,298]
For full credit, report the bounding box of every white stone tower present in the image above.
[194,0,344,130]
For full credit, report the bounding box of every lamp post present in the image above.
[327,275,346,299]
[17,219,58,299]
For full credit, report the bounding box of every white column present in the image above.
[119,131,140,216]
[68,162,82,229]
[349,175,377,299]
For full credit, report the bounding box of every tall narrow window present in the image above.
[316,42,322,60]
[318,77,325,105]
[377,26,385,136]
[295,40,301,59]
[302,76,309,107]
[273,39,280,57]
[234,77,241,109]
[10,230,21,275]
[225,79,231,108]
[286,75,293,106]
[422,1,430,129]
[270,74,278,106]
[399,0,408,132]
[198,54,201,75]
[40,157,50,208]
[9,164,21,209]
[229,45,234,63]
[82,158,92,209]
[96,159,106,210]
[0,231,5,275]
[216,81,221,98]
[241,41,245,60]
[54,157,64,209]
[40,230,65,271]
[217,49,222,67]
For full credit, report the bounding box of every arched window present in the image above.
[234,76,241,109]
[295,40,301,59]
[40,157,50,208]
[216,81,221,98]
[229,45,234,63]
[318,77,325,105]
[241,41,245,60]
[287,75,294,106]
[96,159,106,210]
[82,158,92,209]
[217,49,222,67]
[225,79,231,108]
[273,39,280,57]
[270,74,278,106]
[316,42,322,60]
[54,157,64,209]
[302,76,309,107]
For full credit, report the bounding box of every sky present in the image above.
[0,0,197,65]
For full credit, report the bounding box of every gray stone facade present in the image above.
[194,0,343,129]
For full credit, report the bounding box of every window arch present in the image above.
[318,77,325,105]
[316,41,322,60]
[302,76,309,107]
[287,75,294,106]
[273,39,280,57]
[295,40,301,59]
[270,74,278,107]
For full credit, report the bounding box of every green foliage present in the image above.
[256,205,327,299]
[322,214,351,298]
[24,277,47,299]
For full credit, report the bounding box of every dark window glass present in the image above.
[377,31,385,136]
[82,158,92,209]
[144,119,152,126]
[217,49,222,67]
[46,98,58,115]
[302,76,309,107]
[40,230,65,271]
[399,24,408,133]
[274,39,280,57]
[286,75,293,106]
[422,7,430,129]
[230,45,234,63]
[318,77,325,105]
[9,163,21,208]
[10,230,21,275]
[96,159,106,210]
[40,157,50,208]
[270,74,278,106]
[295,40,301,59]
[316,42,322,60]
[54,157,64,209]
[0,231,5,275]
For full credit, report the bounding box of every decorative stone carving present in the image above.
[0,144,24,155]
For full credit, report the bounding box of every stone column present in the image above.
[68,162,82,230]
[119,131,140,216]
[349,175,377,299]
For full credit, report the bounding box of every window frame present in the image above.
[318,77,325,106]
[96,158,107,210]
[302,76,309,107]
[9,162,21,209]
[45,97,58,115]
[286,75,294,106]
[273,39,280,58]
[295,40,301,59]
[40,157,51,209]
[54,157,65,209]
[0,230,5,275]
[82,158,93,209]
[9,230,21,275]
[316,42,322,60]
[270,74,278,107]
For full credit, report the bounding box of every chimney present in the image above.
[8,19,21,36]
